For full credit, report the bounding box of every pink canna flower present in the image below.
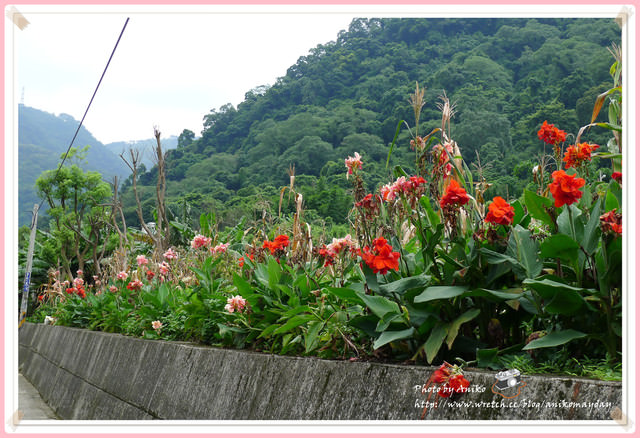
[116,271,128,281]
[211,243,229,254]
[109,285,118,293]
[163,248,178,260]
[225,295,247,313]
[151,320,163,332]
[380,183,396,202]
[344,152,363,178]
[159,261,170,275]
[136,254,149,266]
[191,234,212,249]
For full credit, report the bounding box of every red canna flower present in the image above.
[38,294,45,302]
[600,209,622,235]
[548,170,585,208]
[448,374,471,394]
[238,257,245,268]
[485,196,515,226]
[263,235,290,255]
[318,247,335,266]
[355,193,381,216]
[432,364,451,384]
[146,270,155,282]
[126,280,143,292]
[612,172,622,184]
[440,179,470,209]
[537,120,567,145]
[359,237,400,275]
[563,143,599,169]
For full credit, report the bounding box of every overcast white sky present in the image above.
[10,5,624,145]
[12,6,357,143]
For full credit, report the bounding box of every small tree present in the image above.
[35,147,112,280]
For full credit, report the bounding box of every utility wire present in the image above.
[37,17,130,211]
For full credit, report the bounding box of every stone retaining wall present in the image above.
[18,323,623,421]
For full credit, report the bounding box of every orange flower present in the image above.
[537,120,567,145]
[485,196,515,226]
[440,180,470,209]
[359,237,400,275]
[563,143,599,169]
[548,170,585,208]
[263,235,290,255]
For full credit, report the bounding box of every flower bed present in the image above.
[32,71,623,380]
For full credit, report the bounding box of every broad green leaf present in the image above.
[476,347,501,369]
[254,263,269,289]
[361,263,380,293]
[324,287,364,305]
[507,225,542,279]
[606,180,622,211]
[523,278,589,315]
[233,273,253,296]
[465,288,525,301]
[157,283,169,306]
[540,234,579,262]
[379,274,431,296]
[356,291,400,319]
[217,323,245,337]
[267,257,282,288]
[446,308,480,349]
[557,204,583,242]
[595,122,621,132]
[419,196,441,227]
[423,323,447,364]
[349,315,379,338]
[522,329,587,350]
[523,189,554,228]
[479,247,519,266]
[582,197,602,255]
[414,285,469,303]
[304,321,323,353]
[375,311,406,332]
[281,305,314,318]
[258,323,280,338]
[373,327,416,350]
[273,314,315,335]
[511,199,528,226]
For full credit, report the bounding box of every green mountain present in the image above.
[120,17,620,232]
[17,105,131,226]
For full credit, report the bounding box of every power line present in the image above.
[38,17,130,211]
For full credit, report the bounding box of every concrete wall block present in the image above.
[18,323,623,421]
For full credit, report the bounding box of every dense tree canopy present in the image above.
[120,17,620,232]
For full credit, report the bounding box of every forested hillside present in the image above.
[18,105,129,226]
[121,17,619,232]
